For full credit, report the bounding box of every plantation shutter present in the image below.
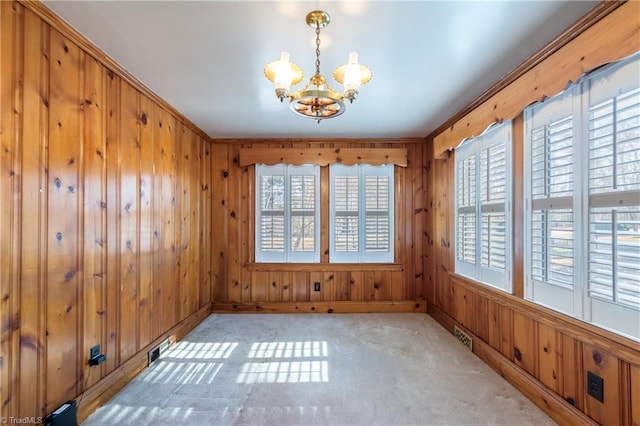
[584,57,640,339]
[530,116,575,288]
[330,164,394,263]
[455,122,512,291]
[480,141,507,271]
[525,88,578,315]
[258,166,285,260]
[333,173,359,254]
[456,153,477,267]
[256,164,319,262]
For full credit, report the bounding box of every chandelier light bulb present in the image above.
[274,51,293,101]
[342,52,362,103]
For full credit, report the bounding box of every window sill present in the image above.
[245,263,404,272]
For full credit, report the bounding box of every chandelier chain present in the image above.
[315,26,321,75]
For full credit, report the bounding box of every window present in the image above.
[255,164,320,262]
[330,164,394,263]
[454,122,513,292]
[524,53,640,341]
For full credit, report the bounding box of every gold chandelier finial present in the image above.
[264,10,372,123]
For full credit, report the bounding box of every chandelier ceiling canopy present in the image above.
[264,10,372,124]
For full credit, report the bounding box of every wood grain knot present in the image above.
[514,347,522,362]
[592,351,602,365]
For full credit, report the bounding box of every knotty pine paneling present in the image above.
[47,27,82,409]
[0,2,213,419]
[18,8,49,415]
[210,140,427,310]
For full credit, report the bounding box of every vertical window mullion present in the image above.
[543,210,549,282]
[612,97,618,190]
[284,171,291,261]
[475,151,482,277]
[612,210,618,303]
[544,124,550,198]
[359,167,366,261]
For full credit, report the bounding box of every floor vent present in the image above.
[148,337,171,366]
[454,325,473,351]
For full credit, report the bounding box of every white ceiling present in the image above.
[43,0,598,140]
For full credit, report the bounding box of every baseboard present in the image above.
[213,300,427,314]
[76,303,212,423]
[427,304,597,426]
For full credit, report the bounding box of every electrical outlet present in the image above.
[90,345,100,359]
[149,347,160,364]
[89,344,106,366]
[314,282,321,292]
[587,371,604,403]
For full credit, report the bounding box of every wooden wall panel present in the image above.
[118,80,140,362]
[0,1,213,419]
[512,312,537,378]
[226,145,242,302]
[190,134,202,314]
[631,364,640,426]
[199,140,213,308]
[210,143,228,303]
[582,344,621,425]
[561,333,583,411]
[178,123,190,321]
[139,94,155,349]
[18,8,48,416]
[46,28,82,411]
[81,53,107,388]
[537,322,559,393]
[0,1,21,418]
[211,139,427,312]
[104,64,120,374]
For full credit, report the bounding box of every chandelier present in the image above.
[264,10,372,123]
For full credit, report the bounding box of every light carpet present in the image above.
[82,313,555,425]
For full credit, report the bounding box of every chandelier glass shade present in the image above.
[264,10,372,123]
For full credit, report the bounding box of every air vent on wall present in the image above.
[454,325,473,351]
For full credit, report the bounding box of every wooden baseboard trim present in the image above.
[76,303,212,422]
[213,300,427,314]
[427,304,597,426]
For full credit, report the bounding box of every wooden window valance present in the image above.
[238,148,407,167]
[432,1,639,159]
